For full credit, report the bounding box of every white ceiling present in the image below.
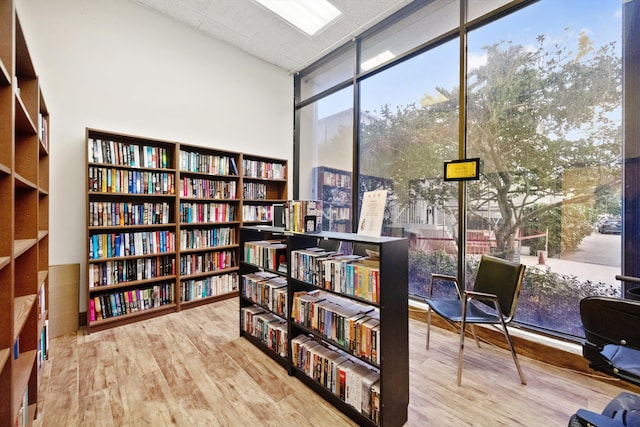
[132,0,414,73]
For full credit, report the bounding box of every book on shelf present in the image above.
[284,200,323,233]
[290,333,380,421]
[181,176,237,199]
[180,226,236,250]
[89,138,169,169]
[180,201,236,223]
[243,239,286,270]
[242,158,286,180]
[89,282,174,321]
[180,150,232,175]
[180,272,238,302]
[230,157,238,175]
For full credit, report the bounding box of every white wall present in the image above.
[16,0,293,313]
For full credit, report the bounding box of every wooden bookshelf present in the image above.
[0,4,50,425]
[86,128,180,333]
[177,143,241,308]
[240,154,288,225]
[85,129,288,332]
[239,226,409,427]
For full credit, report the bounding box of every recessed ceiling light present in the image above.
[254,0,342,36]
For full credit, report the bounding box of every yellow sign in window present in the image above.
[444,158,480,181]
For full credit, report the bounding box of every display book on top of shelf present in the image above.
[0,4,51,426]
[178,143,240,307]
[239,226,408,427]
[241,154,287,226]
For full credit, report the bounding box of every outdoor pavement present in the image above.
[520,232,622,288]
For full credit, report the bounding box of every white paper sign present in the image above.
[357,190,387,237]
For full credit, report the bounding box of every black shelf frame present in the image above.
[239,226,408,427]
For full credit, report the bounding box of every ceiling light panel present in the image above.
[254,0,342,35]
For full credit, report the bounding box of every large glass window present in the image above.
[298,87,354,231]
[359,39,460,296]
[466,0,622,335]
[295,0,629,339]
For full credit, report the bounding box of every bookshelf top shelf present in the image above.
[240,226,406,244]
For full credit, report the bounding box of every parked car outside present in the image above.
[598,219,621,234]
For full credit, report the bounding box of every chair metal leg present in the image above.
[457,300,468,386]
[499,321,527,385]
[426,306,432,350]
[470,324,481,348]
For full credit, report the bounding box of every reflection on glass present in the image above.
[359,40,460,297]
[361,0,458,73]
[299,45,354,101]
[466,0,622,336]
[298,87,354,232]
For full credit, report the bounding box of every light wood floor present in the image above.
[33,298,639,426]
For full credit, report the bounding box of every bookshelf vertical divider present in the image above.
[85,129,288,333]
[0,3,50,425]
[239,226,409,427]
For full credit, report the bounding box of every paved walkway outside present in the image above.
[520,255,621,287]
[521,232,622,288]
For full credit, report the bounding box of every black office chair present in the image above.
[568,296,640,426]
[425,254,527,386]
[580,296,640,386]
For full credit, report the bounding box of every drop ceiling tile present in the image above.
[136,0,212,27]
[132,0,414,72]
[331,0,412,26]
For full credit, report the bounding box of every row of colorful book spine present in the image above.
[291,248,380,304]
[89,201,171,227]
[243,240,286,270]
[284,200,323,233]
[241,271,288,317]
[181,176,237,199]
[180,227,236,250]
[291,290,380,365]
[291,334,380,423]
[242,159,286,180]
[180,273,238,301]
[242,182,267,199]
[89,230,176,260]
[242,205,272,222]
[179,150,237,175]
[322,170,351,188]
[89,138,170,169]
[241,305,288,358]
[89,282,174,321]
[180,202,236,223]
[88,255,176,287]
[89,166,175,195]
[179,250,235,275]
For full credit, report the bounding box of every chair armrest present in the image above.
[575,409,626,427]
[464,290,503,316]
[430,273,462,298]
[465,290,499,301]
